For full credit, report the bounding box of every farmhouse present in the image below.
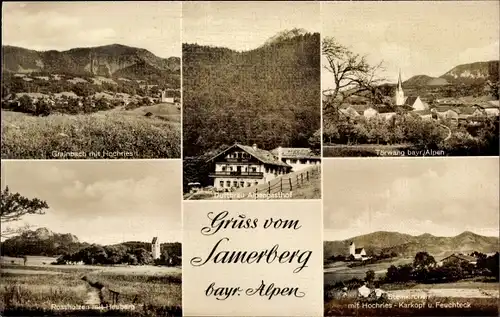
[160,90,175,103]
[339,106,361,118]
[151,237,160,260]
[349,242,367,260]
[207,143,292,190]
[481,100,500,116]
[437,253,477,266]
[270,147,320,172]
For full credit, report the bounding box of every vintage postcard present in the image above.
[322,1,499,157]
[0,160,182,316]
[1,2,181,159]
[323,157,499,316]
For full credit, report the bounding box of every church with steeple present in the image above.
[394,70,427,111]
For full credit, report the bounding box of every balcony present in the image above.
[209,171,263,179]
[218,158,252,163]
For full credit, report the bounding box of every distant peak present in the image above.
[262,28,309,47]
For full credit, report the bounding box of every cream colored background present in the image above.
[183,200,323,316]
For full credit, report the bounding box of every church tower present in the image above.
[151,237,160,260]
[395,69,405,106]
[349,242,355,256]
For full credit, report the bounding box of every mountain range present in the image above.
[1,44,180,79]
[324,231,499,259]
[0,227,180,258]
[403,60,499,87]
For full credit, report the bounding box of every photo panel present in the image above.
[0,160,182,316]
[323,157,499,316]
[1,2,181,159]
[182,1,322,200]
[183,200,323,316]
[321,1,499,158]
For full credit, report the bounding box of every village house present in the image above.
[363,107,379,118]
[481,100,500,116]
[437,253,477,267]
[270,147,321,172]
[207,143,292,190]
[349,242,368,260]
[160,90,175,103]
[339,106,361,118]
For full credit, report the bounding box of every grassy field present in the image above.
[323,144,412,157]
[324,258,413,285]
[0,257,182,316]
[1,106,181,159]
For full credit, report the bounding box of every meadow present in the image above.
[0,256,182,317]
[1,103,181,159]
[324,259,499,316]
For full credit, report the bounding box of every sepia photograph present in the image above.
[1,2,181,159]
[182,1,321,200]
[323,158,499,316]
[322,1,499,157]
[0,160,182,316]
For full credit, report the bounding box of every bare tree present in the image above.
[322,37,385,116]
[1,186,49,238]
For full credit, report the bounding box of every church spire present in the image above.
[397,69,403,90]
[395,68,405,106]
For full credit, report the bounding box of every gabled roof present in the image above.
[354,248,365,254]
[441,253,476,263]
[482,100,499,109]
[405,96,420,106]
[151,237,158,244]
[207,144,291,167]
[270,148,320,159]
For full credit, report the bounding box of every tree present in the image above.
[308,129,321,152]
[322,37,385,116]
[18,95,35,114]
[413,251,436,270]
[1,186,49,237]
[365,270,375,284]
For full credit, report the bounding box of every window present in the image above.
[265,168,269,173]
[222,166,226,171]
[247,182,251,187]
[240,181,245,187]
[226,181,231,187]
[255,181,258,185]
[233,181,238,187]
[219,181,224,187]
[252,167,257,172]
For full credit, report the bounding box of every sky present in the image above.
[2,2,181,58]
[182,1,320,51]
[322,1,500,89]
[323,158,499,241]
[1,160,182,245]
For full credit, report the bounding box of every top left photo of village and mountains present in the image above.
[1,2,181,159]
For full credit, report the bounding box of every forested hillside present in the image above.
[182,31,321,157]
